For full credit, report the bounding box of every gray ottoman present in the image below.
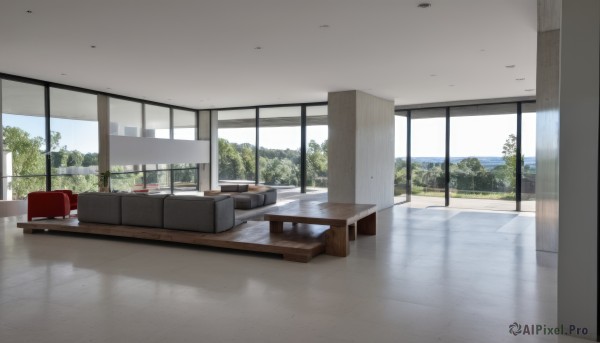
[233,193,265,209]
[78,192,123,225]
[121,194,170,228]
[163,195,235,233]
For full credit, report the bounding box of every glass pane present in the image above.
[217,109,256,184]
[1,80,46,200]
[173,109,196,140]
[49,88,99,193]
[306,105,328,192]
[173,167,198,194]
[145,169,171,193]
[145,105,170,139]
[394,112,408,203]
[410,109,446,207]
[450,105,517,211]
[109,98,142,137]
[521,110,536,212]
[109,168,143,192]
[259,107,301,190]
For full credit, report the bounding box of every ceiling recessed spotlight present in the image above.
[480,49,486,52]
[430,74,437,77]
[525,89,536,92]
[60,73,67,76]
[26,10,33,14]
[254,46,263,50]
[449,84,455,87]
[417,2,432,8]
[505,64,515,68]
[90,45,97,48]
[319,24,330,28]
[516,78,525,81]
[106,87,111,90]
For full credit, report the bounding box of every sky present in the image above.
[3,112,537,158]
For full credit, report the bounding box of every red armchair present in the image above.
[27,191,71,221]
[53,189,78,210]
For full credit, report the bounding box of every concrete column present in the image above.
[198,110,211,191]
[210,110,219,190]
[557,0,600,340]
[328,90,394,210]
[536,0,561,253]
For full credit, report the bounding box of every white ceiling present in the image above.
[0,0,537,109]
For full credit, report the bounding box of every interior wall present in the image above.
[557,0,600,339]
[328,91,357,204]
[199,110,211,191]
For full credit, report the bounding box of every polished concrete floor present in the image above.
[0,207,588,343]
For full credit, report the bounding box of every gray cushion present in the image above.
[233,193,264,209]
[220,185,238,192]
[238,184,249,192]
[260,188,278,205]
[121,194,170,228]
[78,192,123,225]
[163,195,234,233]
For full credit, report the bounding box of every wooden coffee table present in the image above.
[264,202,377,257]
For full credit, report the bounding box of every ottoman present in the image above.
[233,193,265,209]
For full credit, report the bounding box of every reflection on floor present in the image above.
[0,207,585,342]
[401,195,536,212]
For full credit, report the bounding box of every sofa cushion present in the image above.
[233,193,265,209]
[220,185,239,192]
[238,184,249,192]
[163,195,234,233]
[260,188,278,205]
[78,192,123,225]
[121,194,170,228]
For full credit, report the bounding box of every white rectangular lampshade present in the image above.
[110,136,209,165]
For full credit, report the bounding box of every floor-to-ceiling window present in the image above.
[109,98,144,191]
[258,107,301,190]
[521,102,536,212]
[49,87,99,193]
[410,108,446,207]
[1,80,46,200]
[449,104,517,211]
[306,105,328,193]
[172,109,199,193]
[217,109,256,184]
[394,111,408,203]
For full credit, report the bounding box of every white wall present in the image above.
[109,136,209,165]
[557,0,600,339]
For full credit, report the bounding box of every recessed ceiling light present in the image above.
[90,45,97,48]
[418,2,432,8]
[106,87,111,90]
[525,89,535,92]
[254,46,263,50]
[449,84,455,87]
[319,24,330,28]
[430,74,437,77]
[505,64,515,68]
[516,78,525,81]
[60,73,67,76]
[26,10,33,14]
[480,49,486,52]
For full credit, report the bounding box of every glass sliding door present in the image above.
[521,102,536,212]
[258,107,301,191]
[49,87,99,193]
[410,108,446,207]
[1,80,47,200]
[449,104,517,211]
[394,112,408,203]
[217,109,256,184]
[306,105,328,193]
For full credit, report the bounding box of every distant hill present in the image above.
[397,156,536,170]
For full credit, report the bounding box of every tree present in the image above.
[306,140,327,187]
[218,138,245,180]
[501,133,523,190]
[67,150,84,167]
[2,126,46,199]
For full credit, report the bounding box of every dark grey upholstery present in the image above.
[233,193,265,209]
[78,192,123,225]
[121,194,170,228]
[220,185,238,192]
[163,195,234,233]
[238,184,249,192]
[259,188,278,205]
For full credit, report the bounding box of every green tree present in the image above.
[218,138,245,180]
[502,133,523,190]
[2,126,46,199]
[306,140,327,187]
[67,150,84,167]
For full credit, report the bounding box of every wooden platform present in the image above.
[17,219,328,262]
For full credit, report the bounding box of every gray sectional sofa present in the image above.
[213,185,278,210]
[78,192,235,233]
